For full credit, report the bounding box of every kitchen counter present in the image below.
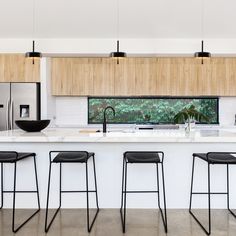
[0,127,236,142]
[1,127,236,210]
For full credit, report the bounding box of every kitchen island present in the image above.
[0,127,236,209]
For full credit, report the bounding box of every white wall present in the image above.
[1,38,236,55]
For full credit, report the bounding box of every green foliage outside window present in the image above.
[88,97,218,124]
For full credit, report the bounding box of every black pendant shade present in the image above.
[110,40,127,58]
[25,41,42,62]
[194,40,211,58]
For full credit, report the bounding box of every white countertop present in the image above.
[0,127,236,143]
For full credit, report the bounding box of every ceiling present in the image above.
[0,0,235,39]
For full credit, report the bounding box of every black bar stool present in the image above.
[0,151,40,233]
[189,152,236,235]
[45,151,99,233]
[120,151,168,233]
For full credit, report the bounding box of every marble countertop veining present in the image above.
[0,127,236,143]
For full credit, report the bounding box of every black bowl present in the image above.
[15,120,50,132]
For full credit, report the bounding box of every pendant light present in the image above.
[110,0,127,63]
[194,0,211,63]
[110,40,127,58]
[194,40,211,58]
[25,0,42,64]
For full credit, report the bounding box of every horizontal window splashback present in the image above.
[88,97,219,125]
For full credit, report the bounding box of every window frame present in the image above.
[88,96,219,125]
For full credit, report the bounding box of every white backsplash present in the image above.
[55,97,88,126]
[53,96,236,127]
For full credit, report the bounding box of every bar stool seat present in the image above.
[0,152,34,162]
[193,153,236,164]
[53,152,94,163]
[125,152,160,163]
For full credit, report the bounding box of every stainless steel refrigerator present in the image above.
[0,83,40,131]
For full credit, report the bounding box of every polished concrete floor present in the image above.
[0,209,235,236]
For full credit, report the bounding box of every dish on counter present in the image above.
[15,120,50,132]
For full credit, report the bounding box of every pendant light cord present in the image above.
[201,0,204,41]
[117,0,120,41]
[33,0,36,40]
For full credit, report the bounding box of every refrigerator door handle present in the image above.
[10,100,14,130]
[6,99,10,130]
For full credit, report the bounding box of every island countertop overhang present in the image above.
[0,128,236,143]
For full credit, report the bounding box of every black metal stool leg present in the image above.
[33,155,40,210]
[189,156,195,212]
[86,155,99,232]
[120,156,125,231]
[92,155,99,210]
[45,161,61,232]
[207,163,211,235]
[12,156,41,233]
[0,163,3,209]
[59,163,62,207]
[156,164,161,209]
[158,162,168,233]
[226,164,236,218]
[85,161,89,232]
[189,156,211,235]
[123,161,128,233]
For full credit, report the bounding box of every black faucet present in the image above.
[103,106,115,133]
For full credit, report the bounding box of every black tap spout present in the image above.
[103,106,115,133]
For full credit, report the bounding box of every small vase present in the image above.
[185,119,195,133]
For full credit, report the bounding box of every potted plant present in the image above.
[174,105,209,132]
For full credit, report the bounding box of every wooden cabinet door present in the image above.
[155,58,198,96]
[197,58,224,96]
[135,58,157,95]
[155,58,171,95]
[225,58,236,96]
[168,58,198,96]
[51,58,94,96]
[0,55,4,82]
[24,57,40,82]
[51,58,73,95]
[4,54,25,82]
[115,58,136,96]
[71,58,93,96]
[93,58,115,96]
[0,54,40,83]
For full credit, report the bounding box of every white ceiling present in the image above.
[0,0,235,39]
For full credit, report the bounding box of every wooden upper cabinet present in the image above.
[224,58,236,96]
[93,58,115,96]
[197,58,226,96]
[51,58,73,96]
[4,54,25,82]
[51,56,236,96]
[24,57,40,82]
[135,58,157,95]
[115,58,136,96]
[0,55,4,81]
[0,54,40,83]
[155,58,199,96]
[52,58,95,96]
[71,58,94,96]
